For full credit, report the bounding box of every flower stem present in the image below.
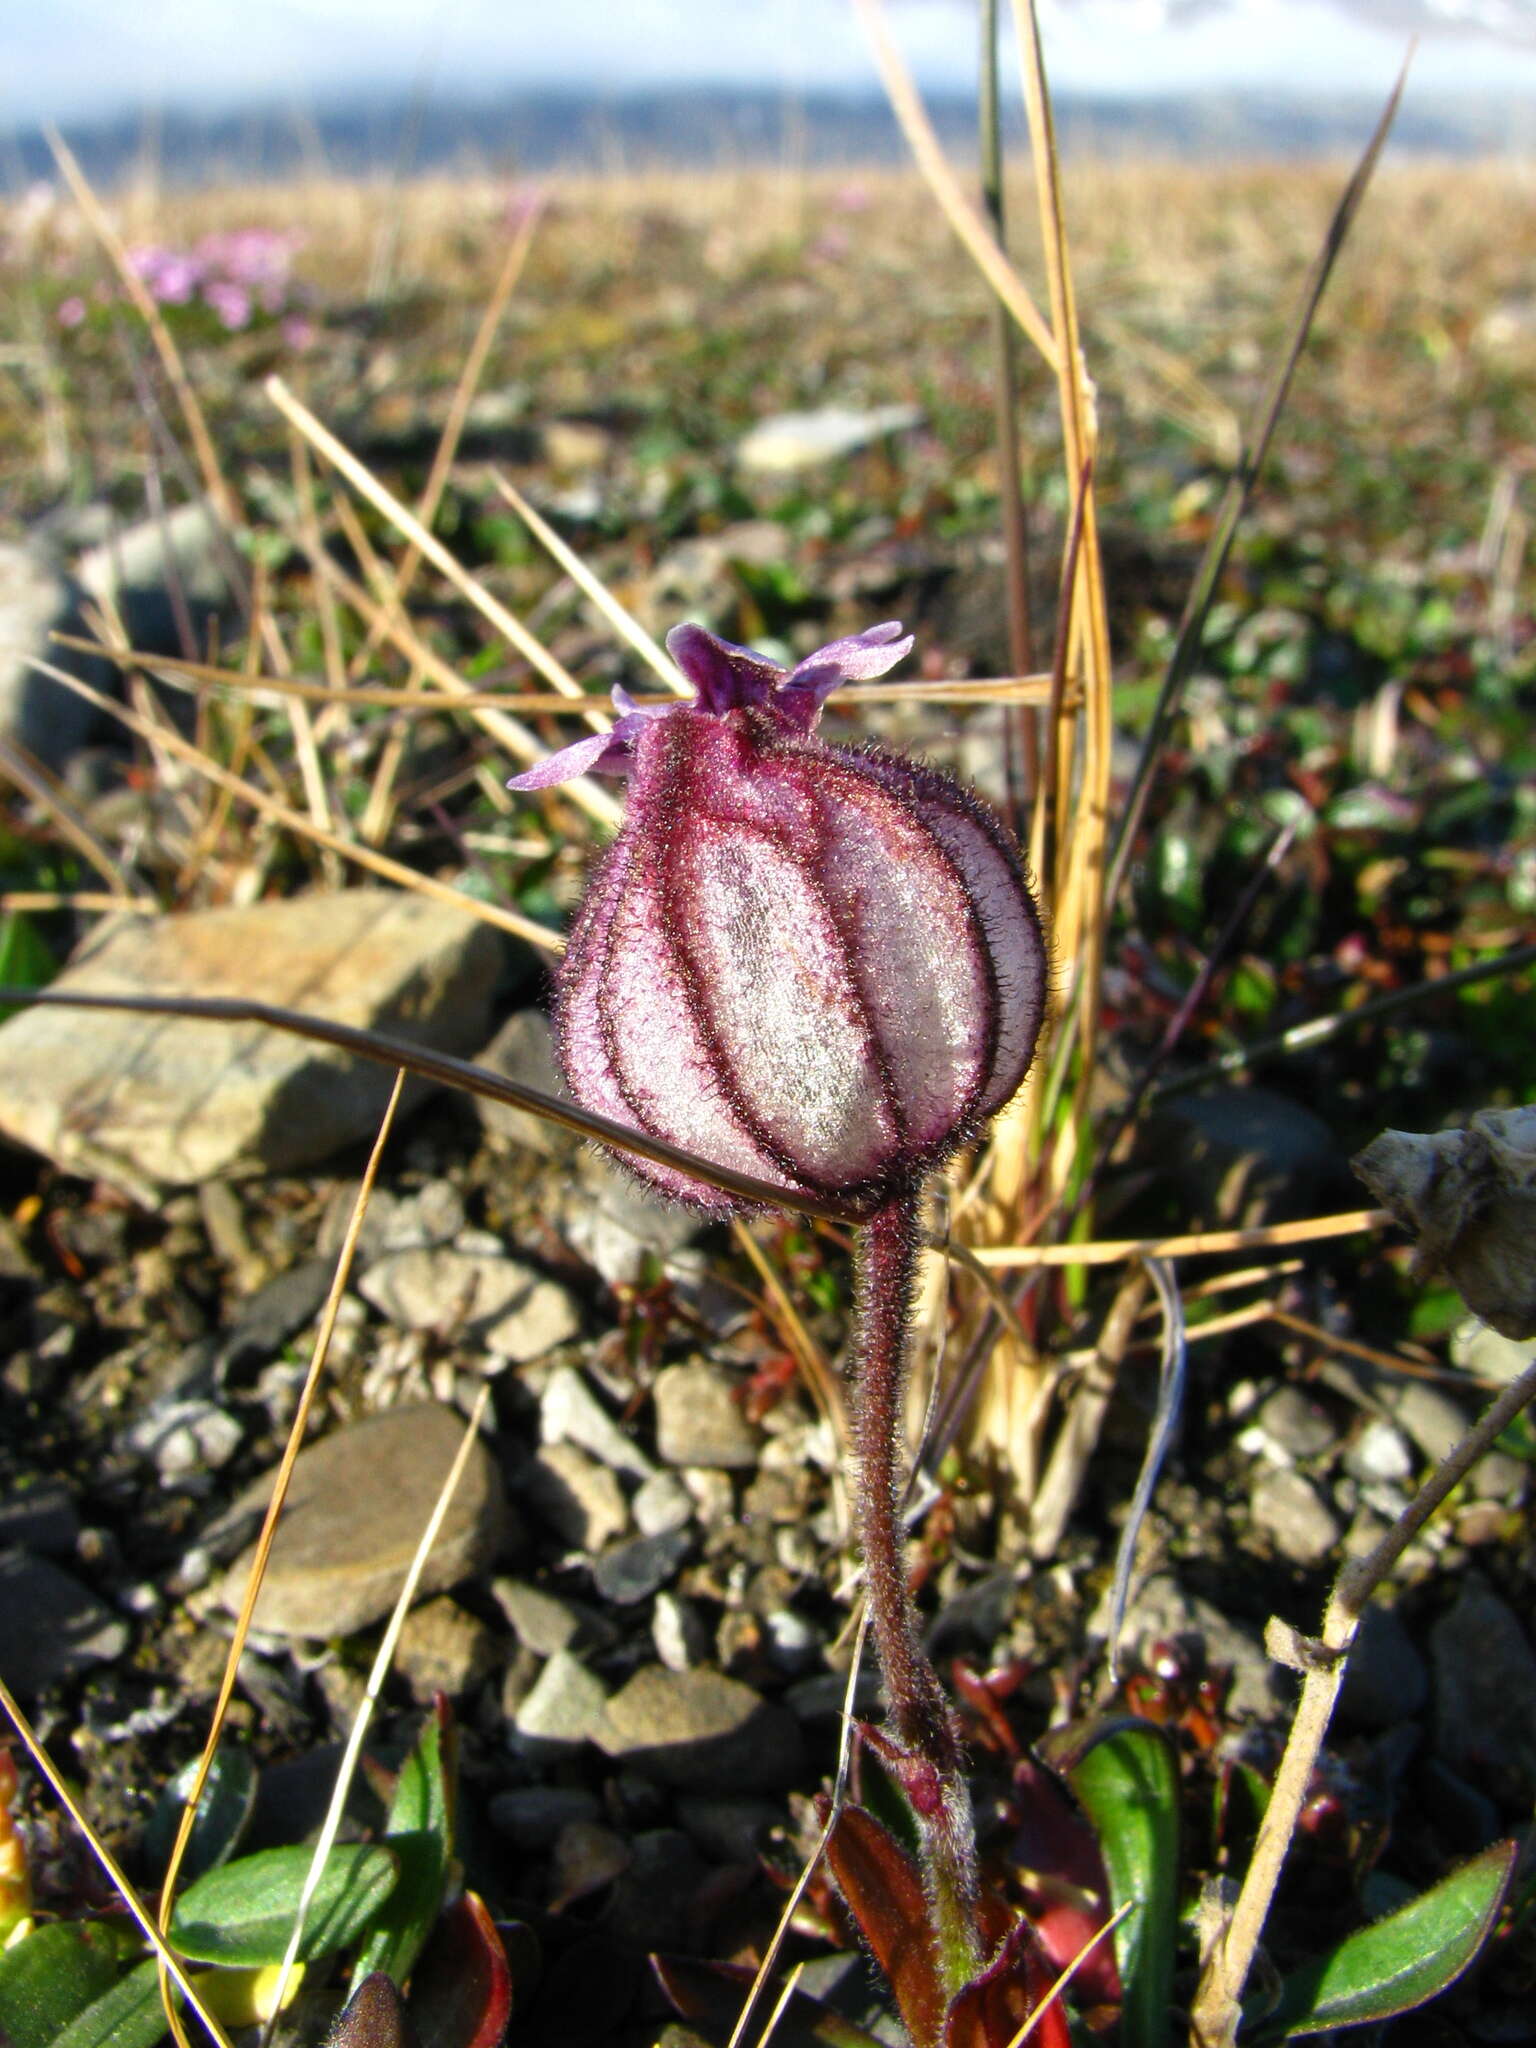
[851,1193,981,1992]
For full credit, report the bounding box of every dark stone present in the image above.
[0,1551,128,1695]
[591,1528,692,1607]
[217,1259,334,1381]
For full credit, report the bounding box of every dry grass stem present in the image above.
[31,655,564,951]
[849,0,1058,369]
[973,1208,1389,1267]
[158,1072,407,2043]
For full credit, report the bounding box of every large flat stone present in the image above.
[0,891,502,1200]
[218,1404,509,1638]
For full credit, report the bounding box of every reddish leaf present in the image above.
[944,1918,1072,2048]
[406,1893,513,2048]
[1004,1757,1122,2010]
[825,1803,947,2048]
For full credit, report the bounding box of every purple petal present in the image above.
[789,622,914,688]
[508,711,653,790]
[665,623,784,715]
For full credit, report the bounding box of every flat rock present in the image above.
[593,1665,804,1789]
[0,540,116,767]
[359,1247,578,1363]
[0,1480,81,1557]
[125,1398,243,1485]
[489,1783,601,1849]
[219,1404,509,1637]
[559,1152,706,1287]
[1151,1086,1344,1228]
[1431,1577,1536,1805]
[1378,1381,1470,1465]
[493,1576,616,1657]
[632,1470,693,1538]
[0,1551,129,1695]
[1251,1385,1338,1462]
[0,891,503,1200]
[654,1362,761,1470]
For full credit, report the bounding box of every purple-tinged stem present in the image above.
[851,1194,980,1990]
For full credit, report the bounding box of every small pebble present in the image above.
[1250,1468,1341,1568]
[653,1591,710,1673]
[591,1528,692,1606]
[632,1470,693,1538]
[1345,1418,1414,1485]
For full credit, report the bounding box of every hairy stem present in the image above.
[851,1194,980,1991]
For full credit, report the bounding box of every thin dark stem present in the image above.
[851,1193,981,1991]
[852,1195,958,1775]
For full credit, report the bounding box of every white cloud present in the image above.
[5,0,1536,128]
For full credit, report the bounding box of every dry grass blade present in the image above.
[264,378,625,830]
[46,126,237,526]
[158,1072,407,2045]
[974,1208,1388,1267]
[1013,0,1113,1095]
[493,474,688,694]
[266,378,586,713]
[1105,1256,1186,1671]
[849,0,1058,370]
[29,654,564,952]
[0,1675,233,2048]
[262,1381,493,2045]
[1006,1899,1134,2048]
[1105,56,1410,912]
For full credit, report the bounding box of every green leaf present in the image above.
[50,1959,169,2048]
[1050,1719,1180,2048]
[0,914,55,1021]
[143,1745,257,1886]
[170,1843,398,1966]
[350,1702,456,1993]
[1248,1841,1516,2040]
[0,1921,122,2048]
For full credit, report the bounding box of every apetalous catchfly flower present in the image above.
[514,619,1051,2027]
[511,620,1047,1216]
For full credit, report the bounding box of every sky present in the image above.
[5,0,1536,129]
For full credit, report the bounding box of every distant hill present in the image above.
[14,83,1534,190]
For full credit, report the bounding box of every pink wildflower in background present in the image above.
[56,295,86,329]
